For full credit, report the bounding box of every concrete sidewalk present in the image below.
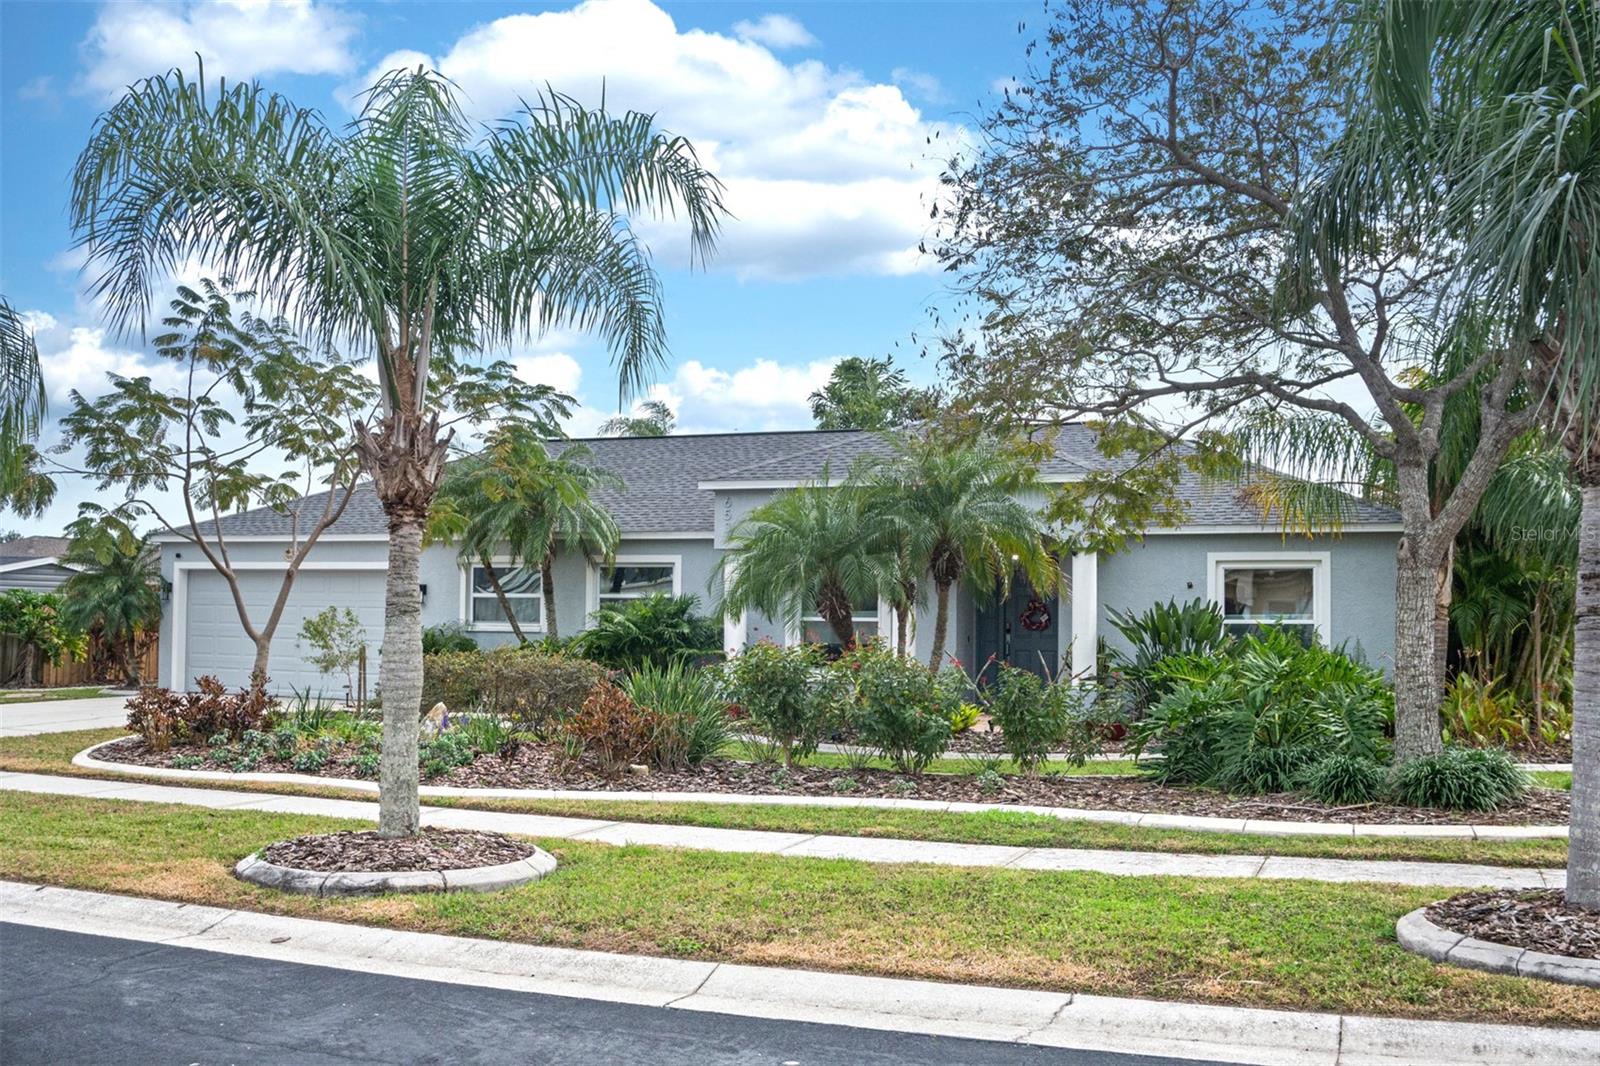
[2,881,1591,1066]
[0,771,1561,889]
[0,696,127,737]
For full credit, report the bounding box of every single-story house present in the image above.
[154,425,1402,694]
[0,536,76,592]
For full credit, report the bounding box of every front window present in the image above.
[1210,555,1325,643]
[597,562,677,604]
[469,564,542,628]
[802,591,880,646]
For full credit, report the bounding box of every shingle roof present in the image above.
[0,535,69,559]
[174,425,1399,541]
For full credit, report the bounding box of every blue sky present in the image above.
[0,0,1035,535]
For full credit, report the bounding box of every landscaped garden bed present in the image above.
[87,733,1570,826]
[262,827,535,873]
[1427,890,1599,960]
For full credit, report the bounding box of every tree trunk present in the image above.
[927,581,952,670]
[22,645,38,688]
[1393,543,1447,761]
[1433,540,1453,694]
[478,555,528,644]
[826,607,855,648]
[378,519,425,837]
[1567,476,1598,909]
[249,638,271,691]
[896,605,910,658]
[542,550,558,641]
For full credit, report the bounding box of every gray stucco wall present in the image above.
[1096,531,1399,671]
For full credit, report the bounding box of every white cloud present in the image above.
[514,352,584,397]
[78,0,357,101]
[990,76,1020,95]
[34,321,180,403]
[643,356,837,432]
[355,0,958,280]
[891,67,945,103]
[731,13,817,49]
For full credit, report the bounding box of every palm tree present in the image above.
[600,399,675,437]
[71,64,725,837]
[0,298,49,512]
[858,434,1055,669]
[1303,0,1598,906]
[719,476,885,647]
[59,514,161,685]
[428,451,538,645]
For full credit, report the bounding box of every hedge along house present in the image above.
[154,426,1403,696]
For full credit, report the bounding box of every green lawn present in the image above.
[0,686,104,704]
[1531,770,1573,791]
[1,791,1595,1026]
[0,728,1569,867]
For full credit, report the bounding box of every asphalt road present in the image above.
[0,923,1227,1066]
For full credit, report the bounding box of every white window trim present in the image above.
[459,558,546,634]
[168,559,388,690]
[791,594,887,646]
[587,554,683,615]
[1205,551,1331,643]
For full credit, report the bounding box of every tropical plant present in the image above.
[562,681,662,776]
[71,63,725,836]
[58,512,161,685]
[0,297,50,513]
[574,592,720,672]
[718,476,886,648]
[0,590,85,688]
[1441,673,1527,750]
[837,643,962,774]
[808,355,934,431]
[721,641,829,768]
[622,661,730,769]
[58,281,374,686]
[431,424,621,641]
[296,606,368,704]
[1297,0,1597,905]
[600,399,675,437]
[857,433,1055,668]
[1388,748,1529,813]
[421,623,479,655]
[982,663,1104,773]
[1297,754,1386,807]
[1105,598,1231,717]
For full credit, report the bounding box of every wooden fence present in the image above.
[0,635,159,689]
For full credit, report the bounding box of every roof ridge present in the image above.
[713,430,881,481]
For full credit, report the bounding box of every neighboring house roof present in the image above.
[0,535,70,560]
[164,425,1401,542]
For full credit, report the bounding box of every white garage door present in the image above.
[180,568,386,696]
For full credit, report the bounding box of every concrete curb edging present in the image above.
[233,847,557,897]
[69,740,1569,841]
[2,880,1593,1066]
[1396,907,1600,989]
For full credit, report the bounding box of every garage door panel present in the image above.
[182,569,386,695]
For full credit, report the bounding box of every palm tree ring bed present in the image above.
[235,828,556,896]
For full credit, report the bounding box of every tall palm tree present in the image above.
[600,399,675,437]
[1303,0,1598,906]
[71,64,725,837]
[0,298,49,512]
[859,434,1055,669]
[59,514,161,685]
[428,452,538,645]
[719,477,885,647]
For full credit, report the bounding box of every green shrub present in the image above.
[838,644,957,775]
[420,646,607,736]
[1388,748,1528,811]
[983,665,1105,773]
[419,731,478,778]
[1129,628,1392,794]
[623,661,731,770]
[948,702,981,733]
[291,748,329,773]
[422,622,480,655]
[1105,597,1231,715]
[722,642,830,767]
[574,593,721,672]
[452,713,515,758]
[1298,754,1385,805]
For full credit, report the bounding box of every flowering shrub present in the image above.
[722,641,831,767]
[836,643,964,774]
[983,664,1105,773]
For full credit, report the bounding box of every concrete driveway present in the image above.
[0,695,128,737]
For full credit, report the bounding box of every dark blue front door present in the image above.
[974,575,1059,685]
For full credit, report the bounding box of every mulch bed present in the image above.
[1427,890,1600,959]
[261,828,535,873]
[95,735,1570,827]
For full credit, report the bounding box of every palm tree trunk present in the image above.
[896,605,910,657]
[378,519,424,837]
[1567,475,1598,909]
[478,554,528,644]
[927,581,951,670]
[542,549,558,641]
[1394,543,1447,761]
